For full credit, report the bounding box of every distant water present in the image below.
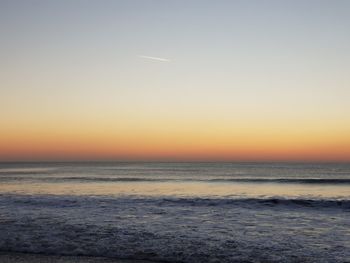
[0,162,349,262]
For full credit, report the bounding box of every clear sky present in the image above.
[1,0,350,161]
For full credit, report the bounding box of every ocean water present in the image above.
[0,162,349,262]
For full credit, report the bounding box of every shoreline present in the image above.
[0,252,159,263]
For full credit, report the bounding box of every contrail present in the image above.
[139,55,171,62]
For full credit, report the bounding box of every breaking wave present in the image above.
[1,175,350,184]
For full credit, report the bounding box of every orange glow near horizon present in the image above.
[1,1,350,162]
[1,118,350,162]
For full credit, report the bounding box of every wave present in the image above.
[158,197,350,209]
[1,194,349,209]
[209,178,350,184]
[1,194,349,263]
[0,176,164,182]
[1,175,350,184]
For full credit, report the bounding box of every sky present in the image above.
[1,0,350,162]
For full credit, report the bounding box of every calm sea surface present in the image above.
[0,162,349,262]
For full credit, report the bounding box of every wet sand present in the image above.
[0,252,158,263]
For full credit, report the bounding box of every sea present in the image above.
[0,162,349,263]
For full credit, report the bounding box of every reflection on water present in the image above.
[0,162,349,200]
[0,163,349,263]
[0,181,349,199]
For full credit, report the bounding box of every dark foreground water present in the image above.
[0,162,349,262]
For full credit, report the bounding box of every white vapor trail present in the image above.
[139,55,171,62]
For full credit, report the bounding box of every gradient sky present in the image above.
[1,0,350,161]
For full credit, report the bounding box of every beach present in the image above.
[2,0,350,262]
